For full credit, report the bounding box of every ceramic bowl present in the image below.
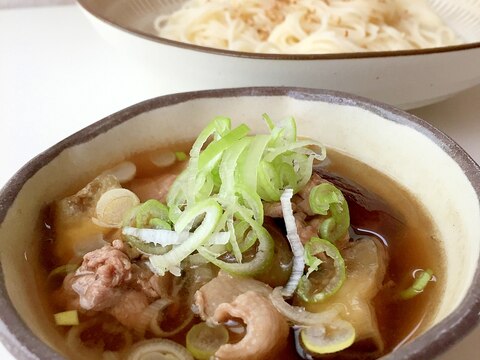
[0,87,479,359]
[76,0,480,109]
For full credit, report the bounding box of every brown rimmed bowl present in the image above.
[0,87,479,359]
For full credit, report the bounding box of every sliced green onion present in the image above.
[304,244,322,279]
[270,287,340,326]
[297,237,346,303]
[254,122,325,202]
[161,115,328,280]
[230,220,257,253]
[257,161,282,202]
[196,172,216,202]
[190,116,231,159]
[275,160,298,190]
[277,116,297,142]
[262,114,297,145]
[198,124,250,172]
[175,151,188,161]
[233,220,249,238]
[124,236,171,255]
[95,188,140,228]
[310,183,350,243]
[263,139,326,163]
[166,170,189,223]
[123,227,228,247]
[226,216,242,263]
[238,228,258,253]
[236,135,270,194]
[310,183,341,215]
[198,208,274,276]
[263,113,275,130]
[400,269,434,300]
[54,310,79,326]
[218,138,251,200]
[186,323,229,360]
[135,199,170,228]
[149,218,172,230]
[126,339,193,360]
[149,199,222,276]
[172,116,231,213]
[300,319,355,355]
[235,185,264,223]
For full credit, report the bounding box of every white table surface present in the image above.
[0,4,479,360]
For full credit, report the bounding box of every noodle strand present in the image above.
[155,0,459,54]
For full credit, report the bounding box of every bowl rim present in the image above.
[0,87,479,360]
[76,0,480,60]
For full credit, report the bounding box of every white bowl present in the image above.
[76,0,480,109]
[0,87,479,359]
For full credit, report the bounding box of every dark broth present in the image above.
[265,149,442,359]
[314,149,442,358]
[38,145,444,359]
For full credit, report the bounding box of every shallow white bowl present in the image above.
[0,87,479,359]
[76,0,480,109]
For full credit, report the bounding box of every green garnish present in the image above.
[198,210,274,276]
[149,198,223,276]
[186,323,229,359]
[300,320,355,355]
[122,199,173,254]
[400,269,434,300]
[124,115,325,277]
[175,151,188,161]
[54,310,79,326]
[309,183,350,243]
[135,199,170,229]
[297,237,346,303]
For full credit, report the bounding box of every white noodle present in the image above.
[155,0,459,54]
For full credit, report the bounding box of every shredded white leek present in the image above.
[122,227,230,247]
[270,287,340,326]
[149,199,222,276]
[280,188,305,297]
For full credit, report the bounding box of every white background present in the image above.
[0,3,479,360]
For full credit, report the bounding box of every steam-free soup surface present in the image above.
[38,141,443,360]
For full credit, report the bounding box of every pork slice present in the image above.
[194,271,272,322]
[112,238,141,259]
[52,273,81,311]
[213,291,289,360]
[130,263,167,299]
[63,240,180,331]
[71,274,123,311]
[70,243,132,311]
[263,201,285,218]
[294,213,320,245]
[293,173,328,216]
[108,291,150,329]
[297,173,325,200]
